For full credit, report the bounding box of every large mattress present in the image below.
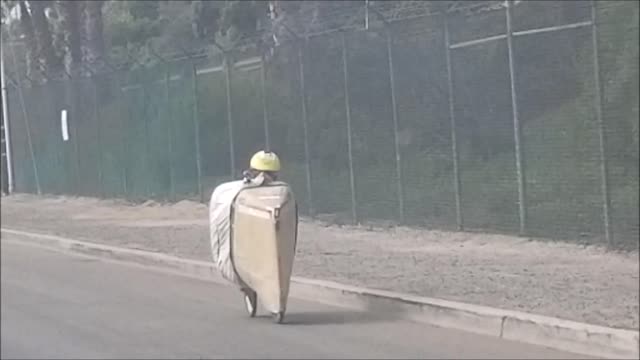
[209,177,298,308]
[231,183,298,313]
[209,179,246,285]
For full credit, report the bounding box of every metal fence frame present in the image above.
[441,0,610,243]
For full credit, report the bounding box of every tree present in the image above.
[17,1,38,80]
[219,1,266,44]
[1,0,19,29]
[192,0,222,41]
[55,0,83,74]
[84,0,105,67]
[29,0,62,75]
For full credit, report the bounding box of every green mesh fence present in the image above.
[304,35,354,222]
[3,0,638,249]
[392,18,457,230]
[9,84,36,194]
[98,73,127,198]
[75,77,102,197]
[344,29,399,223]
[514,2,603,242]
[167,61,199,199]
[598,0,639,249]
[228,47,266,181]
[121,68,149,200]
[26,84,54,193]
[449,8,520,234]
[195,54,232,201]
[264,42,312,215]
[141,66,171,200]
[62,78,80,194]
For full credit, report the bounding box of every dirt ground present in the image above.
[1,193,638,330]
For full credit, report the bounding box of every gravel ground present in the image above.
[1,193,638,330]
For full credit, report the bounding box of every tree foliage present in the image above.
[2,0,106,78]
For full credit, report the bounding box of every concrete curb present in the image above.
[2,227,638,359]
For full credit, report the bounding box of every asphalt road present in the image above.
[1,240,589,359]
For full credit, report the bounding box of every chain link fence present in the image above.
[2,0,638,249]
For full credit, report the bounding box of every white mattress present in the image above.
[208,174,270,286]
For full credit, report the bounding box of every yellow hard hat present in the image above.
[250,150,281,172]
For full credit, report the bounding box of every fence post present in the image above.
[139,73,151,198]
[91,74,104,197]
[66,75,80,195]
[73,78,82,196]
[191,61,204,202]
[385,27,405,224]
[8,42,41,195]
[505,0,528,236]
[297,40,314,216]
[444,13,464,231]
[224,54,236,179]
[341,32,358,224]
[1,49,14,194]
[164,64,175,201]
[260,54,271,150]
[117,75,128,197]
[590,0,613,246]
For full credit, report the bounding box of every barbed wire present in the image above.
[448,0,635,18]
[3,0,635,81]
